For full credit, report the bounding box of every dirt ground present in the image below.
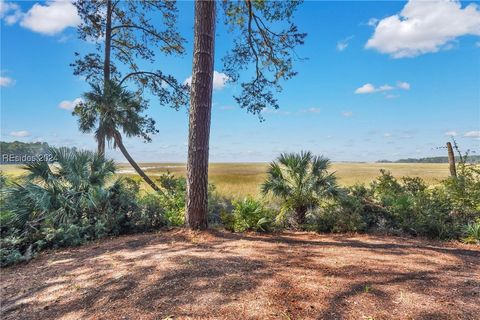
[1,230,479,320]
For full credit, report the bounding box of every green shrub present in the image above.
[42,224,89,248]
[156,172,186,226]
[0,234,25,267]
[462,219,480,244]
[222,197,274,232]
[314,195,366,233]
[134,193,168,230]
[208,184,233,226]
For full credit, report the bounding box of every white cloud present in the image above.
[445,130,457,136]
[301,107,321,114]
[58,98,83,110]
[464,130,480,138]
[354,83,376,94]
[397,81,410,90]
[261,107,291,115]
[355,81,411,95]
[20,0,80,35]
[212,71,229,90]
[336,35,354,52]
[355,83,393,94]
[341,111,353,117]
[367,18,379,27]
[383,133,392,138]
[0,1,22,25]
[184,71,229,91]
[10,130,30,138]
[366,0,480,58]
[0,76,14,87]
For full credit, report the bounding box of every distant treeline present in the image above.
[378,155,480,164]
[0,141,50,164]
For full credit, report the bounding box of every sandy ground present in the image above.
[1,230,479,320]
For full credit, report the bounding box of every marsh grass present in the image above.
[1,162,450,198]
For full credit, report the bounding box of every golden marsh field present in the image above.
[1,162,451,198]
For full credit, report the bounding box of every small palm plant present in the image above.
[262,151,339,225]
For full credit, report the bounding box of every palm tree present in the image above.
[73,80,161,192]
[262,151,339,225]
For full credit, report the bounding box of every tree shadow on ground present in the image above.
[1,230,479,319]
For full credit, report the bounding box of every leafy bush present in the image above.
[463,219,480,244]
[156,172,186,226]
[328,168,479,240]
[221,197,274,232]
[314,195,366,233]
[207,184,233,226]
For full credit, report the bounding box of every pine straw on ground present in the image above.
[1,230,479,320]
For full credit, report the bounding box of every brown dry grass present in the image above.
[1,162,451,199]
[1,230,479,320]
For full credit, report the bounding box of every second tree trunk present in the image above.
[186,0,216,230]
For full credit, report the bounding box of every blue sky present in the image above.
[1,0,479,162]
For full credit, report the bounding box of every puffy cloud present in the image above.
[0,1,22,25]
[58,98,83,110]
[355,83,376,94]
[212,71,229,90]
[0,76,14,87]
[336,35,354,52]
[397,81,410,90]
[445,131,457,136]
[366,0,480,58]
[355,81,411,95]
[383,133,392,138]
[355,83,393,94]
[9,130,30,137]
[20,0,80,35]
[341,111,353,117]
[184,71,229,91]
[464,130,480,138]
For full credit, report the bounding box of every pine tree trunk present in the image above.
[447,142,457,177]
[113,131,161,192]
[104,0,112,84]
[97,0,112,156]
[185,0,216,230]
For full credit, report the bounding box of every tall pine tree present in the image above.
[72,0,188,191]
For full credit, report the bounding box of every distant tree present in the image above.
[186,0,306,229]
[72,0,188,191]
[262,151,339,225]
[0,141,50,164]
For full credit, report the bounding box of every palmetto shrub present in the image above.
[463,219,480,244]
[221,197,274,232]
[0,147,139,266]
[262,151,340,226]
